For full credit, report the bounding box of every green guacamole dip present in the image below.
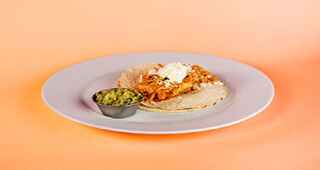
[94,88,143,106]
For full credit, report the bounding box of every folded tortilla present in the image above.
[117,64,229,112]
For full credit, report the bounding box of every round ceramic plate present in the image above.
[42,53,274,134]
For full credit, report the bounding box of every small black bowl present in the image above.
[92,88,143,118]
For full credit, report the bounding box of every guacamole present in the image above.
[94,88,143,106]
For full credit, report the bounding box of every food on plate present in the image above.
[93,88,143,106]
[117,62,229,112]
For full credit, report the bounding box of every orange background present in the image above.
[1,0,320,169]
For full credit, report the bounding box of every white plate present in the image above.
[42,53,274,134]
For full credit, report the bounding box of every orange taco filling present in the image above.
[135,63,219,102]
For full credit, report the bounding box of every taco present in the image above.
[117,62,228,112]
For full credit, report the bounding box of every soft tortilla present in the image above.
[117,64,229,112]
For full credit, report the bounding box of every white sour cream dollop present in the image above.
[156,62,192,83]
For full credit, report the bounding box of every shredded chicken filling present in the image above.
[136,65,218,102]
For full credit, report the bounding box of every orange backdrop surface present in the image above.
[1,0,320,169]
